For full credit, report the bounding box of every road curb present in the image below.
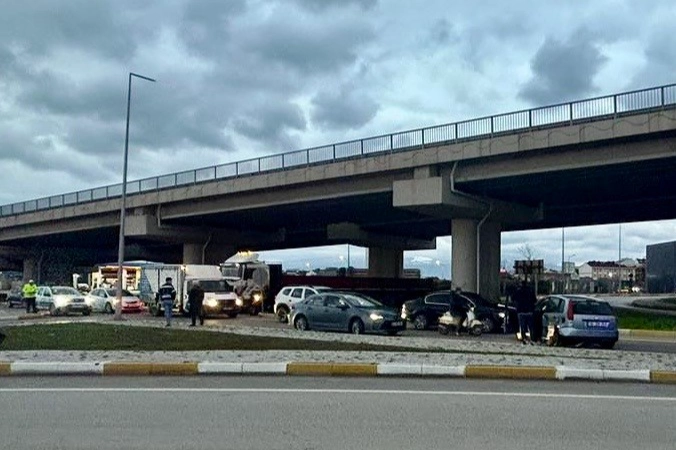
[465,365,557,380]
[619,329,676,340]
[0,361,673,383]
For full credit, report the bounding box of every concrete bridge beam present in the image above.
[326,222,435,251]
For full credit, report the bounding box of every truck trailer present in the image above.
[140,264,242,318]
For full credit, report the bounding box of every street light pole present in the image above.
[115,72,156,320]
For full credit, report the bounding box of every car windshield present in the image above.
[192,280,232,292]
[573,300,613,316]
[105,289,133,297]
[51,287,80,296]
[343,294,383,309]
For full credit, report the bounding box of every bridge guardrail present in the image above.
[2,83,676,217]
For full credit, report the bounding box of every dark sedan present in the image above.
[401,290,516,333]
[290,291,405,335]
[6,288,24,308]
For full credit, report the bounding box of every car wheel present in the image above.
[295,315,309,331]
[350,318,365,335]
[104,302,114,314]
[82,309,91,316]
[413,315,428,330]
[470,324,483,336]
[249,306,260,316]
[276,306,289,323]
[480,316,495,333]
[49,304,57,316]
[438,324,450,335]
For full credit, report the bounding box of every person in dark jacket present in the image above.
[188,282,205,327]
[158,277,177,327]
[513,280,537,345]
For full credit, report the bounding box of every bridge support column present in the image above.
[23,258,38,283]
[452,219,502,299]
[367,247,403,278]
[183,242,235,265]
[451,219,477,292]
[478,221,501,301]
[183,243,202,265]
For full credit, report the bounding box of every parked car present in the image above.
[401,290,514,333]
[274,285,332,323]
[536,295,618,348]
[6,288,24,308]
[36,286,91,316]
[290,291,405,335]
[86,288,144,314]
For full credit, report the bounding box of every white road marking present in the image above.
[0,387,675,401]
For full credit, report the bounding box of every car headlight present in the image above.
[253,293,262,303]
[369,313,384,322]
[498,312,506,318]
[235,298,243,306]
[205,299,218,308]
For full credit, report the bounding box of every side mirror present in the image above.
[338,303,349,310]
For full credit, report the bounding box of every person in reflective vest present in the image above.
[22,279,38,314]
[158,277,177,327]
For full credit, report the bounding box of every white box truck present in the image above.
[140,264,242,318]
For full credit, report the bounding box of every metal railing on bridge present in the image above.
[3,83,676,217]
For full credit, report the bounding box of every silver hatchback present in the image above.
[537,295,618,348]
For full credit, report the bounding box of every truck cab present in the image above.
[221,252,277,315]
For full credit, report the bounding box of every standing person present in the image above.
[22,279,38,314]
[158,277,176,327]
[188,282,205,327]
[514,280,537,345]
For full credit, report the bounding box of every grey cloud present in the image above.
[519,29,608,105]
[231,101,307,150]
[0,0,157,60]
[240,18,375,73]
[179,0,247,55]
[290,0,377,12]
[630,25,676,88]
[311,85,379,130]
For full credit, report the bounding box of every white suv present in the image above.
[274,285,332,323]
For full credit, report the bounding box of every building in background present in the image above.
[646,241,676,293]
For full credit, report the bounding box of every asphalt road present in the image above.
[1,377,675,450]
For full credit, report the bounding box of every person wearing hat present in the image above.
[22,279,38,314]
[158,277,177,326]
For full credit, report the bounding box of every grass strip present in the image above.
[0,323,581,358]
[615,308,676,331]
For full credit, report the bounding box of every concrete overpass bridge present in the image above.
[1,83,675,299]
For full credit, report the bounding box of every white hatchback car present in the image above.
[274,285,332,323]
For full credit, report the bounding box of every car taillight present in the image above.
[566,301,574,321]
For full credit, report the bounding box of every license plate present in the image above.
[586,321,609,329]
[391,321,403,327]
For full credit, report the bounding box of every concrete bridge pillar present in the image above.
[451,219,477,292]
[183,243,202,265]
[478,221,501,301]
[23,258,38,283]
[183,242,235,265]
[367,247,403,278]
[451,219,501,299]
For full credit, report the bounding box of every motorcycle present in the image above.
[438,306,484,336]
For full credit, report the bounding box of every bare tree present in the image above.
[517,243,537,261]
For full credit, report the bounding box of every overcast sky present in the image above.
[2,0,676,275]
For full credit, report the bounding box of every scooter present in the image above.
[438,306,484,336]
